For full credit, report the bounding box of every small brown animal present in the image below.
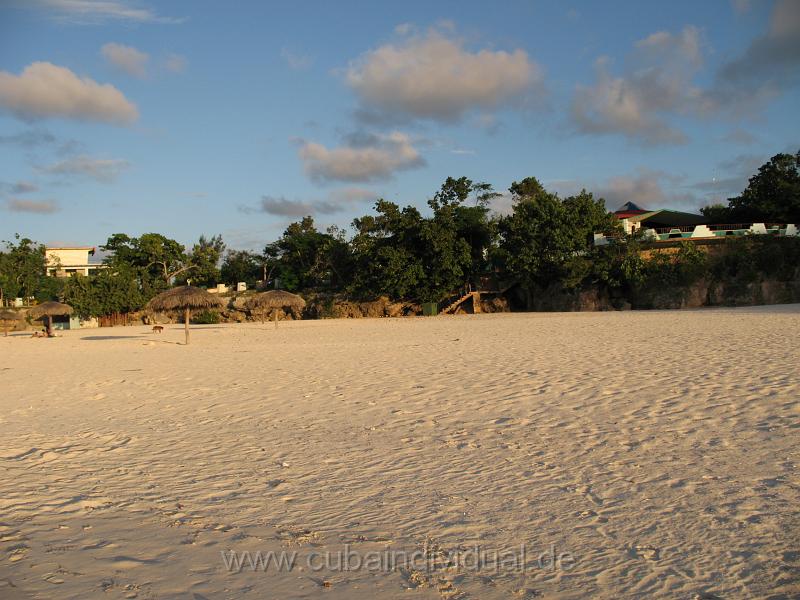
[152,325,164,334]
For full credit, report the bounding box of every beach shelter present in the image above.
[147,285,224,345]
[0,309,23,337]
[245,290,306,328]
[28,301,74,336]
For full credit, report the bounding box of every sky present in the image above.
[0,0,798,251]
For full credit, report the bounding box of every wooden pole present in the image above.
[2,320,7,337]
[184,307,190,345]
[273,308,278,329]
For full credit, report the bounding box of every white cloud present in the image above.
[39,155,130,183]
[298,131,425,183]
[571,26,704,145]
[0,62,138,124]
[635,26,703,67]
[346,27,541,123]
[573,3,800,143]
[5,198,60,214]
[571,58,688,145]
[280,47,312,70]
[101,42,149,78]
[24,0,183,24]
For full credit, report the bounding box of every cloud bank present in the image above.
[572,1,800,144]
[298,132,424,183]
[102,43,149,78]
[708,0,800,113]
[346,27,541,123]
[0,62,138,124]
[24,0,183,24]
[240,188,377,217]
[571,26,703,145]
[5,198,60,214]
[39,155,131,183]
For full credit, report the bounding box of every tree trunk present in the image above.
[2,320,7,337]
[184,307,190,345]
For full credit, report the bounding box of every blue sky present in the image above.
[1,0,798,250]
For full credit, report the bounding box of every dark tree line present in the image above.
[2,151,797,317]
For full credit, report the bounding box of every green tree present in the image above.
[700,203,732,223]
[101,232,189,298]
[727,151,800,223]
[348,177,497,302]
[179,234,225,287]
[265,217,347,291]
[61,267,145,318]
[432,177,497,290]
[0,235,55,303]
[495,178,619,307]
[349,200,426,299]
[220,249,262,287]
[702,151,800,224]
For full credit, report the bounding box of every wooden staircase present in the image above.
[439,291,481,315]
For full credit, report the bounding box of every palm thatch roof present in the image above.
[0,309,23,321]
[245,290,306,311]
[147,286,224,312]
[28,301,74,318]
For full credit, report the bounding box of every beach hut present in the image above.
[0,309,23,337]
[147,285,224,345]
[245,290,306,329]
[28,301,74,336]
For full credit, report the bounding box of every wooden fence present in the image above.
[98,312,133,327]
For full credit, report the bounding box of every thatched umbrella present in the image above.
[0,309,23,337]
[28,301,74,336]
[245,290,306,329]
[147,286,224,345]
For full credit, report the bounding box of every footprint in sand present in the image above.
[631,545,660,561]
[580,485,604,506]
[8,544,28,562]
[42,573,65,584]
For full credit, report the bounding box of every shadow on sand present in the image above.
[82,335,187,346]
[82,335,145,341]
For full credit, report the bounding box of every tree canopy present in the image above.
[0,235,57,304]
[6,151,797,315]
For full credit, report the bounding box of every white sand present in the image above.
[1,306,799,599]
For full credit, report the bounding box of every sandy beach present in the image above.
[1,306,798,599]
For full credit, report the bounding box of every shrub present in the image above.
[192,310,221,324]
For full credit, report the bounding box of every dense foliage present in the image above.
[0,236,59,304]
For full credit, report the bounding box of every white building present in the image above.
[45,247,105,277]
